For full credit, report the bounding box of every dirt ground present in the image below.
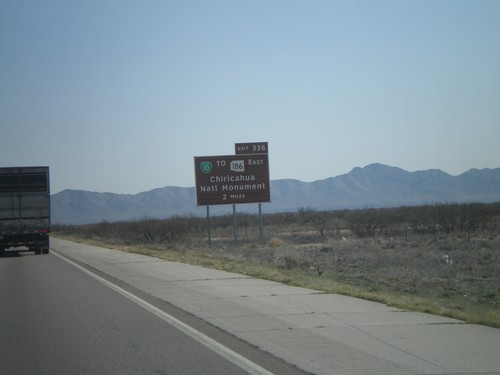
[188,228,500,326]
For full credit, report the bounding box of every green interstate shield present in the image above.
[200,161,212,174]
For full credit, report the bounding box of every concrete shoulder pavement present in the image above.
[51,238,500,375]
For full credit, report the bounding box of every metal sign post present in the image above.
[258,203,264,245]
[232,204,237,244]
[206,206,211,247]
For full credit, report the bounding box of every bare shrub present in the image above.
[132,215,159,243]
[297,206,316,224]
[347,208,387,237]
[410,203,495,240]
[156,216,190,244]
[283,256,299,269]
[268,237,285,247]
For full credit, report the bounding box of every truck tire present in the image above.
[42,248,49,254]
[34,248,42,255]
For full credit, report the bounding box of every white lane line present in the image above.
[52,251,275,375]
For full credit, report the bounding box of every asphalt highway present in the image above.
[0,249,295,375]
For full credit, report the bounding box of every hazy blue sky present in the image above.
[1,0,499,194]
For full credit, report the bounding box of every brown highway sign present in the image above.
[194,154,270,206]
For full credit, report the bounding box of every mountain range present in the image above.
[51,163,500,224]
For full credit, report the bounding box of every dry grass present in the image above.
[55,229,500,328]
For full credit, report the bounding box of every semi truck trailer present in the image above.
[0,166,50,255]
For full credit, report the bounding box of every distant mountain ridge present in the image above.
[52,163,500,224]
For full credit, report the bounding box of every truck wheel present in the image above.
[42,248,49,255]
[34,248,42,255]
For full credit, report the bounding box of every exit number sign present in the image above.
[235,142,268,155]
